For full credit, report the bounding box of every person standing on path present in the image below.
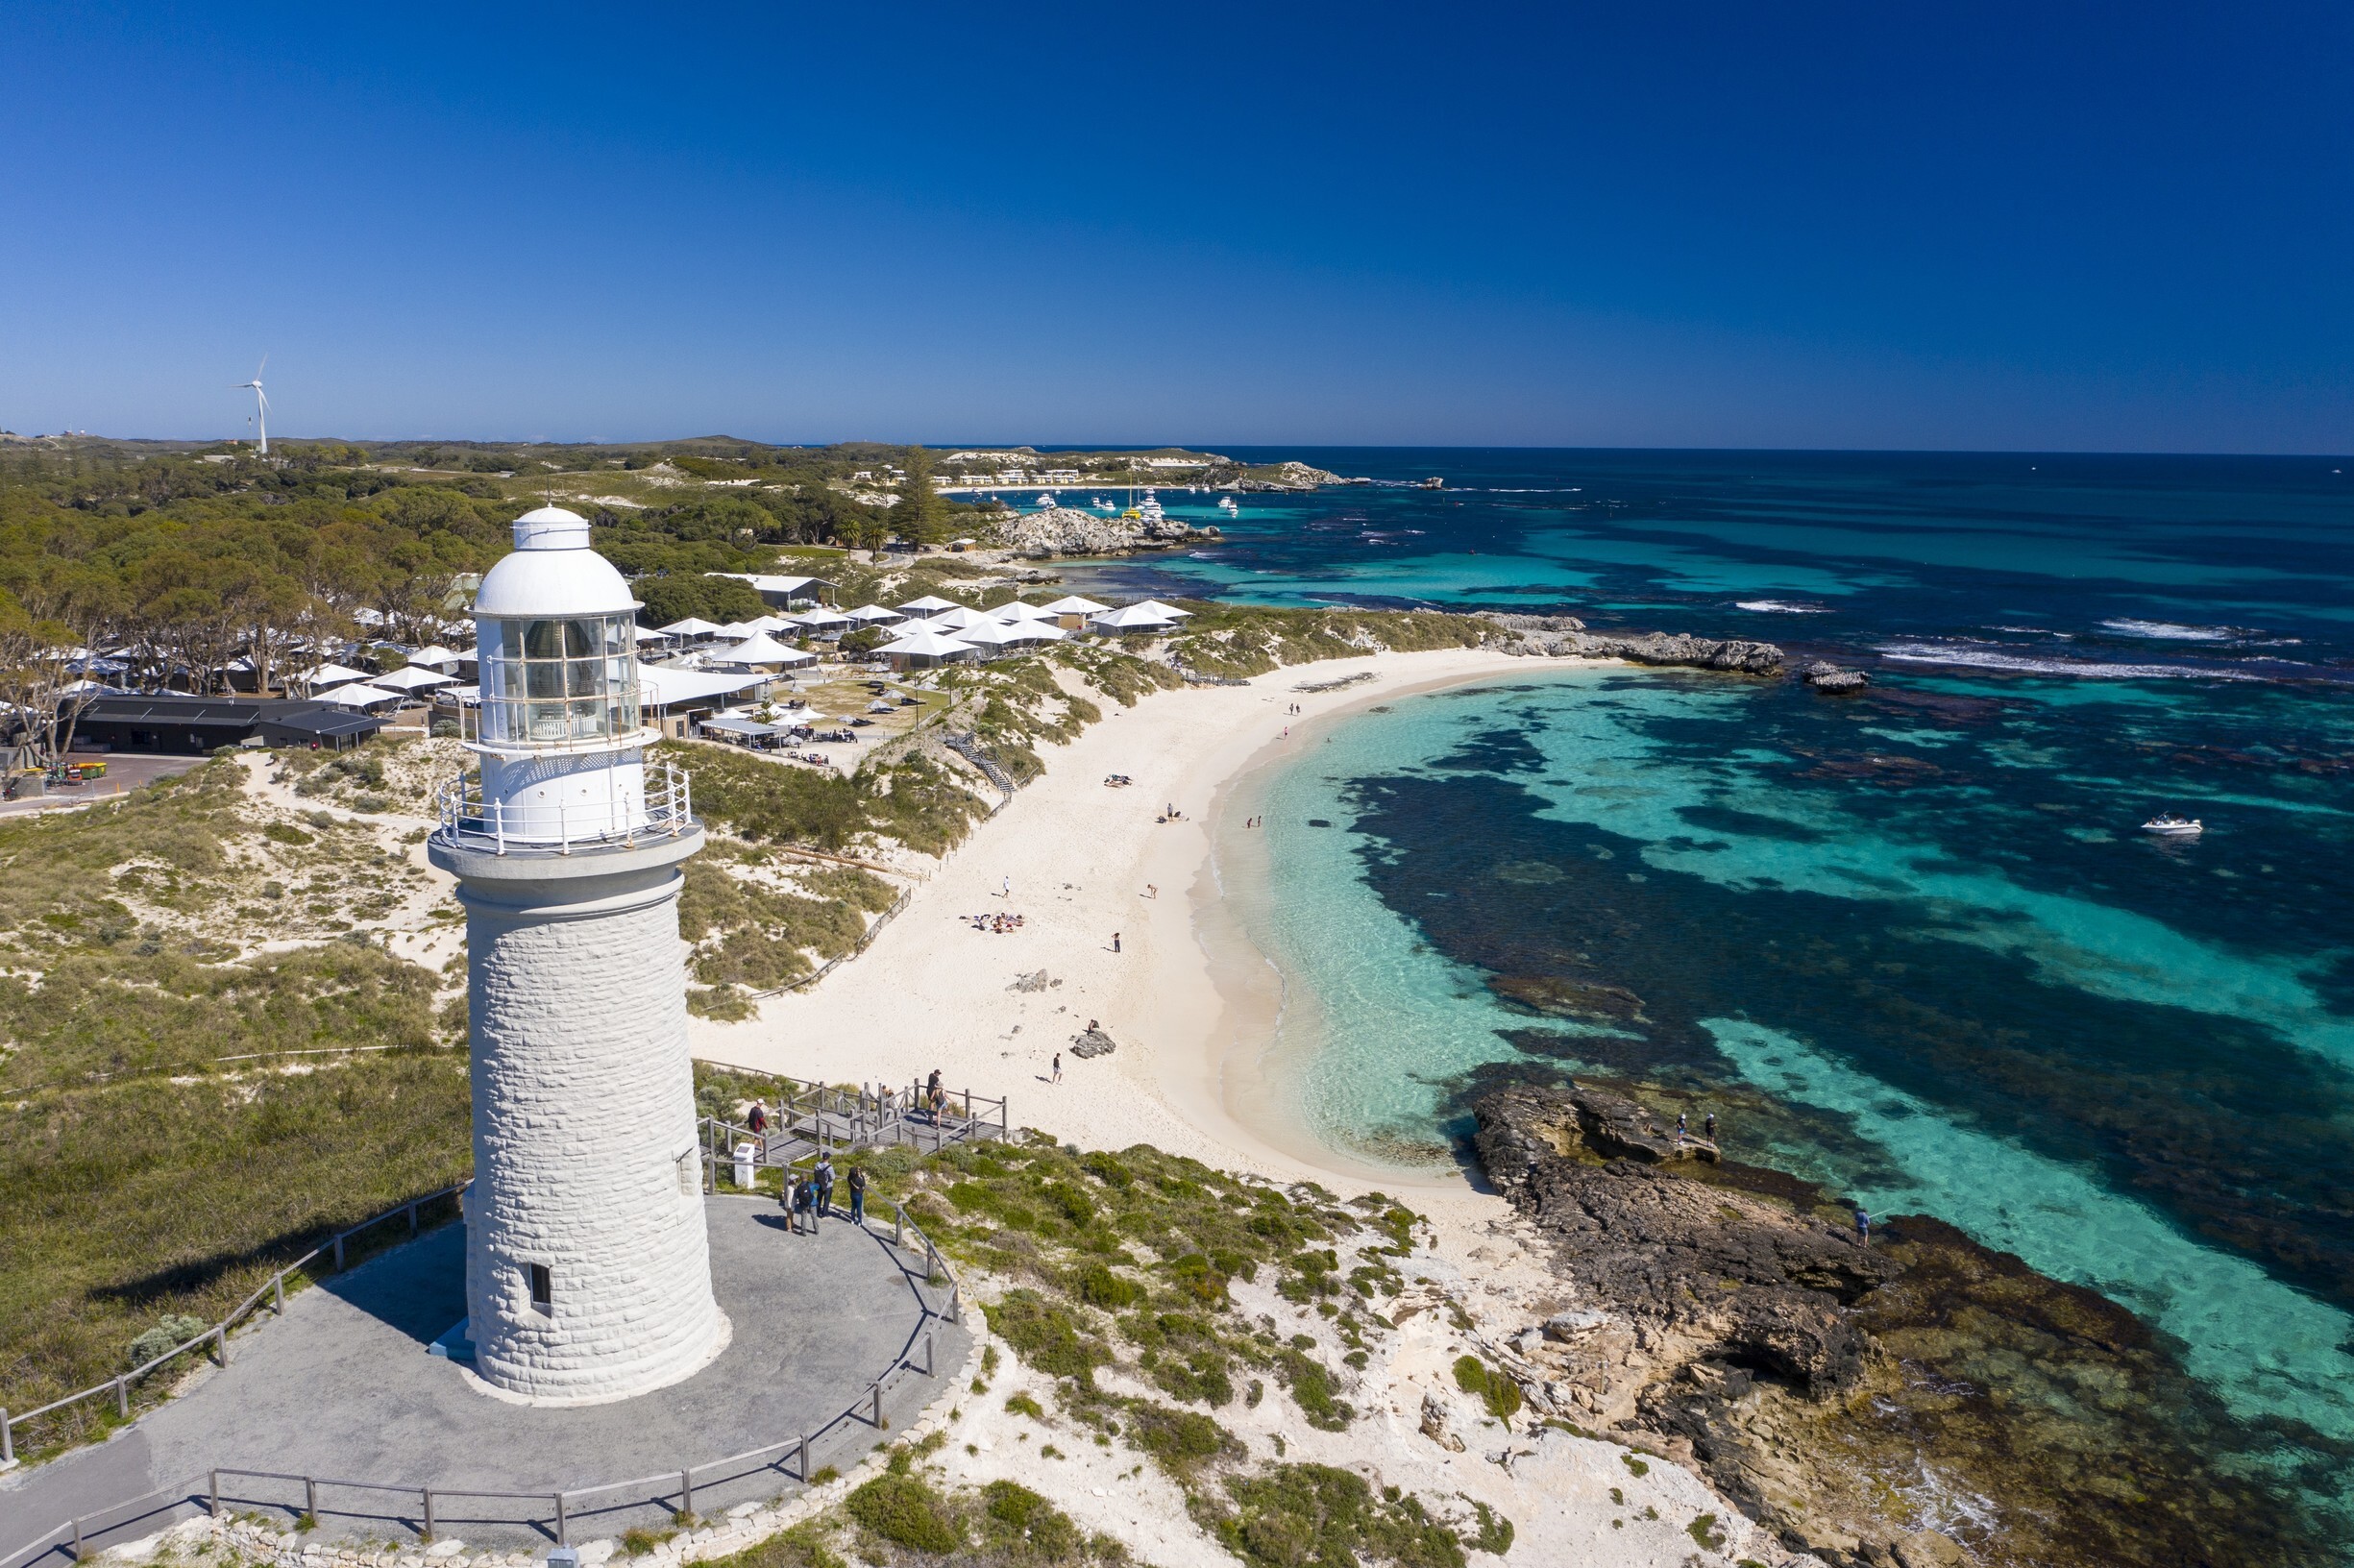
[847,1164,867,1225]
[814,1154,835,1219]
[1052,1052,1063,1083]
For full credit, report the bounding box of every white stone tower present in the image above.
[428,505,726,1406]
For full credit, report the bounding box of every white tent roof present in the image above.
[744,615,796,634]
[1090,604,1178,630]
[374,665,456,692]
[637,663,770,707]
[1040,595,1111,615]
[713,622,761,640]
[793,607,852,628]
[989,600,1057,624]
[715,633,817,667]
[844,603,904,624]
[660,617,723,637]
[312,682,405,708]
[1131,600,1194,620]
[953,620,1023,646]
[896,595,959,615]
[878,626,977,658]
[1000,622,1068,643]
[301,662,373,689]
[406,645,465,670]
[927,605,991,631]
[629,624,671,643]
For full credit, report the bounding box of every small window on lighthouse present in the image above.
[528,1263,553,1313]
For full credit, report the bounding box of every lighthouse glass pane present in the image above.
[478,613,641,745]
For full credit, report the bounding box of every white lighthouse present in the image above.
[428,505,727,1405]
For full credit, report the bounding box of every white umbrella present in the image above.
[405,644,464,670]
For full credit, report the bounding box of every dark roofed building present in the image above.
[73,696,387,754]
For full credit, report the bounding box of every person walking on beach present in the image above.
[814,1154,835,1219]
[1853,1206,1871,1247]
[847,1164,867,1225]
[1112,931,1121,953]
[1002,874,1012,899]
[1052,1052,1063,1083]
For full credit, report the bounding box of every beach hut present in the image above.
[876,625,977,671]
[1131,599,1195,621]
[895,595,959,620]
[953,620,1026,658]
[844,603,905,627]
[989,600,1057,625]
[792,606,853,635]
[1040,595,1111,630]
[1000,621,1068,646]
[659,617,724,643]
[1087,603,1178,636]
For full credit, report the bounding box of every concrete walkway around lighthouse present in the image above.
[0,1198,968,1563]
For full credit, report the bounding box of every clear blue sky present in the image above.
[4,2,2348,451]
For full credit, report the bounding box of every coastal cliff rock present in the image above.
[995,505,1213,557]
[1468,1080,2329,1568]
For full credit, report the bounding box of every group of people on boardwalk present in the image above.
[782,1151,868,1234]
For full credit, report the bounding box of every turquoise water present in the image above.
[1055,450,2354,1528]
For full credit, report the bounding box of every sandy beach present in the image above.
[692,646,1551,1193]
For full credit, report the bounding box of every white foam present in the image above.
[1874,641,2263,681]
[1734,600,1829,614]
[2099,618,2242,641]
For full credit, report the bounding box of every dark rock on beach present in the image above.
[1469,1080,2339,1568]
[1068,1026,1116,1059]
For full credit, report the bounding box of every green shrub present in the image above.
[979,1480,1081,1559]
[845,1473,961,1554]
[1212,1463,1465,1568]
[1124,1401,1230,1473]
[1006,1392,1045,1420]
[1071,1262,1142,1310]
[1276,1349,1354,1431]
[1471,1501,1515,1556]
[986,1290,1109,1383]
[1453,1355,1523,1423]
[127,1314,208,1367]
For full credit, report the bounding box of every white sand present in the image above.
[691,646,1545,1189]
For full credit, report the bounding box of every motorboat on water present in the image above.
[1092,495,1113,511]
[2142,814,2204,837]
[1035,492,1057,508]
[1216,495,1239,514]
[1137,490,1165,524]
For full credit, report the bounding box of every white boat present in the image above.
[2142,815,2204,837]
[1216,495,1238,514]
[1035,492,1057,508]
[1092,495,1113,511]
[1137,489,1165,524]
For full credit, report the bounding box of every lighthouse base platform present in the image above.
[0,1197,967,1559]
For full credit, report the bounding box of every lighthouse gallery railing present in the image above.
[429,756,693,856]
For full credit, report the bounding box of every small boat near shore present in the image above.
[2142,814,2204,837]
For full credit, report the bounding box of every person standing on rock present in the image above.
[1676,1111,1688,1141]
[1704,1112,1717,1144]
[1854,1206,1872,1247]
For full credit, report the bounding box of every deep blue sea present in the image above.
[1052,449,2354,1511]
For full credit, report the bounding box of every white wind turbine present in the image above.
[233,357,270,455]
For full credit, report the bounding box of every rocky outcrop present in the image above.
[1203,460,1348,491]
[1477,615,1783,674]
[995,506,1212,557]
[1068,1026,1116,1059]
[1803,660,1870,692]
